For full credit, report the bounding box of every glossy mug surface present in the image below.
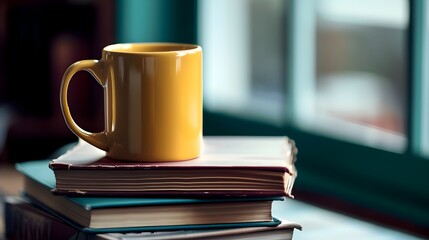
[60,43,203,162]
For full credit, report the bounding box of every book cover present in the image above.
[4,196,300,240]
[49,136,298,198]
[98,218,301,240]
[4,196,96,240]
[16,159,283,233]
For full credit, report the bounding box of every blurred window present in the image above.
[199,0,288,125]
[200,0,408,152]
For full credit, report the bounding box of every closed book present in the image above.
[49,136,298,198]
[4,196,301,240]
[4,196,96,240]
[98,218,301,240]
[16,160,283,233]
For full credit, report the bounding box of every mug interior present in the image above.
[104,43,199,54]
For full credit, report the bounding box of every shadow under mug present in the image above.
[60,43,203,162]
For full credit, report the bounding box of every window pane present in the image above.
[292,0,408,152]
[200,0,408,152]
[199,0,288,125]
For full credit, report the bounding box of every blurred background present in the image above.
[0,0,428,238]
[0,0,113,162]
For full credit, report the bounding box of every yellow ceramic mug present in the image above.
[60,43,202,162]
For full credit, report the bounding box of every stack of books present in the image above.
[6,136,301,239]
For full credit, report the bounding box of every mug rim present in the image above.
[103,42,201,54]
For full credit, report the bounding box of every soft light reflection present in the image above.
[318,0,408,28]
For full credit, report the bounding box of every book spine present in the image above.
[4,197,95,240]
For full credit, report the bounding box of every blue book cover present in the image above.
[16,160,283,233]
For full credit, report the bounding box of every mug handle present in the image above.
[60,60,109,151]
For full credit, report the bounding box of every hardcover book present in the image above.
[4,196,301,240]
[16,160,284,233]
[49,136,298,197]
[4,196,96,240]
[98,219,301,240]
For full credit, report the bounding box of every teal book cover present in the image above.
[16,160,283,233]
